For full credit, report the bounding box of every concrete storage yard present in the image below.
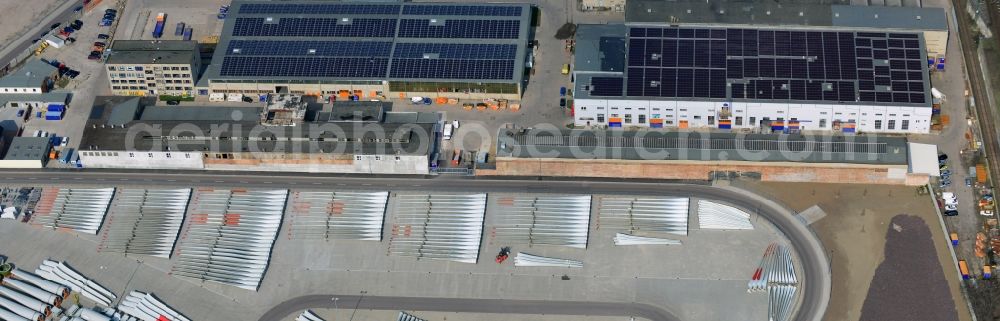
[0,184,799,321]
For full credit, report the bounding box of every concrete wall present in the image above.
[489,157,923,185]
[924,30,948,58]
[574,98,933,134]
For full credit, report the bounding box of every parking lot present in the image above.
[115,0,230,42]
[18,2,125,164]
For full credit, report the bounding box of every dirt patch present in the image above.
[859,215,958,321]
[0,0,62,44]
[735,181,972,321]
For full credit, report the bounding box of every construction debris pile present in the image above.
[171,189,288,291]
[492,195,592,248]
[31,188,115,234]
[99,188,191,258]
[389,193,487,263]
[748,243,798,321]
[698,200,754,230]
[513,253,583,268]
[599,197,689,235]
[290,191,389,241]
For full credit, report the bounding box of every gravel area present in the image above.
[859,214,959,321]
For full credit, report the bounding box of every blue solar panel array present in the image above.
[393,43,516,59]
[220,56,389,78]
[402,5,522,16]
[625,27,927,104]
[590,77,624,96]
[398,19,520,39]
[390,59,514,79]
[228,40,392,57]
[238,3,400,15]
[232,18,397,37]
[219,2,527,81]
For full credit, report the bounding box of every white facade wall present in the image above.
[78,150,203,169]
[574,98,932,134]
[0,160,44,169]
[78,150,429,174]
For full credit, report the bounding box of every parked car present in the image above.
[944,209,959,216]
[50,23,61,30]
[981,210,994,216]
[16,110,24,118]
[65,70,80,78]
[93,42,106,47]
[60,137,69,147]
[941,170,951,176]
[940,164,949,171]
[559,98,566,107]
[166,100,180,105]
[939,153,949,161]
[65,37,76,43]
[452,120,460,129]
[105,8,118,14]
[97,34,109,39]
[560,87,566,97]
[88,52,101,60]
[966,177,973,187]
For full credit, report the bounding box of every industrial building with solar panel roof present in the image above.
[571,0,948,134]
[198,1,531,101]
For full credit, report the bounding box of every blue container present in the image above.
[47,104,65,112]
[175,22,185,36]
[936,63,945,70]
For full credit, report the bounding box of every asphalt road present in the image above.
[0,169,830,321]
[0,0,79,71]
[259,295,682,321]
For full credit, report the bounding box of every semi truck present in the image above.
[959,260,970,280]
[152,13,166,38]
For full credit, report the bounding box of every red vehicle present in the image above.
[495,247,511,264]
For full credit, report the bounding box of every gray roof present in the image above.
[107,40,199,65]
[626,0,947,31]
[496,128,909,165]
[574,24,627,73]
[81,96,435,156]
[0,60,57,89]
[202,0,531,84]
[0,92,70,106]
[831,5,948,31]
[3,137,50,161]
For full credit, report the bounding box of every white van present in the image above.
[443,123,453,140]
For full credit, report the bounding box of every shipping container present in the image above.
[183,27,193,41]
[959,260,970,280]
[46,104,64,112]
[152,13,166,38]
[174,22,185,36]
[44,110,63,120]
[977,164,987,184]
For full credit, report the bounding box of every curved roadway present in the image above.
[0,170,830,321]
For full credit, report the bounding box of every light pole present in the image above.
[349,291,367,321]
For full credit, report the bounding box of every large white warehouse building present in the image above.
[572,24,934,134]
